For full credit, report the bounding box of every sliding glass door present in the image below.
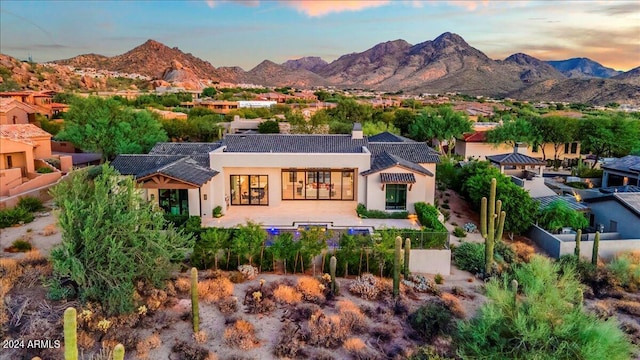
[230,175,268,205]
[281,169,354,200]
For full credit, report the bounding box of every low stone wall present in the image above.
[408,249,451,275]
[528,224,640,261]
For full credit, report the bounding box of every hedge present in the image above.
[356,203,409,219]
[414,202,447,232]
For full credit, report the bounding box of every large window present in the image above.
[385,184,407,210]
[159,189,189,215]
[231,175,268,205]
[281,169,354,200]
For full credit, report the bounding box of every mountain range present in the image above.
[3,33,639,104]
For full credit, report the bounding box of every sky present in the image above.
[1,0,639,71]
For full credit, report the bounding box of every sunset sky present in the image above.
[1,0,638,71]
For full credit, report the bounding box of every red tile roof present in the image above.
[461,131,488,142]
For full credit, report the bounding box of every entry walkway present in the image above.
[202,201,420,230]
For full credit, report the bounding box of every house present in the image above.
[0,99,38,124]
[584,192,640,239]
[196,100,239,114]
[0,124,71,197]
[111,126,440,222]
[601,155,640,188]
[0,90,68,119]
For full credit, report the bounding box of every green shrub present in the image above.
[192,228,231,269]
[356,203,408,219]
[414,202,447,232]
[163,213,190,228]
[453,242,485,274]
[408,300,454,341]
[457,256,634,360]
[11,239,32,252]
[608,252,640,292]
[0,206,35,228]
[538,200,588,233]
[36,167,54,174]
[185,216,202,234]
[213,206,223,217]
[434,273,444,284]
[453,227,466,238]
[17,196,44,212]
[494,240,516,265]
[565,181,588,189]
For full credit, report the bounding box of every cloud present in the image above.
[446,1,490,11]
[282,0,390,17]
[205,0,259,9]
[590,2,640,16]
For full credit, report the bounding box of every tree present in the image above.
[362,121,400,135]
[531,116,579,167]
[538,200,589,233]
[393,109,415,135]
[409,106,472,156]
[328,98,373,124]
[486,117,538,148]
[288,110,329,134]
[457,256,633,360]
[202,87,217,98]
[49,165,193,315]
[257,120,280,133]
[192,228,231,269]
[58,97,167,161]
[233,221,267,266]
[580,115,640,168]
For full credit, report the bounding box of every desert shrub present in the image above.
[297,276,325,303]
[343,337,379,359]
[615,300,640,317]
[349,273,380,300]
[494,240,516,265]
[308,311,349,348]
[244,286,276,315]
[408,300,455,342]
[273,284,303,305]
[217,297,238,315]
[193,330,208,344]
[224,319,260,350]
[49,165,193,315]
[558,255,620,297]
[136,333,162,359]
[402,274,440,295]
[175,277,190,293]
[274,320,305,358]
[452,227,466,238]
[337,300,368,333]
[172,340,212,360]
[408,346,453,360]
[440,293,465,318]
[0,206,34,228]
[538,200,589,233]
[11,239,32,252]
[608,251,640,292]
[457,256,634,360]
[414,202,447,232]
[17,196,44,212]
[40,223,58,236]
[511,241,535,262]
[452,242,484,274]
[197,277,233,303]
[237,264,258,280]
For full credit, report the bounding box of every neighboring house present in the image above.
[486,146,556,198]
[111,126,440,219]
[584,192,640,239]
[601,155,640,188]
[0,90,68,119]
[0,99,37,125]
[0,124,71,197]
[455,130,581,164]
[196,100,239,114]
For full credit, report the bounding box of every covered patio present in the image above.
[201,200,421,230]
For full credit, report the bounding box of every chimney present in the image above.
[351,123,363,140]
[514,142,527,154]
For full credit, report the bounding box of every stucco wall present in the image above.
[1,138,34,173]
[455,141,514,160]
[0,168,22,196]
[409,249,451,275]
[188,188,201,217]
[8,171,61,197]
[588,199,640,239]
[0,107,30,125]
[32,136,52,159]
[365,165,433,213]
[210,149,370,211]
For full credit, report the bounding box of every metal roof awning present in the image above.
[380,172,416,184]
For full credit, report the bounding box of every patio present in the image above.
[201,200,421,230]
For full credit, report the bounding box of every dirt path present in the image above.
[1,202,61,260]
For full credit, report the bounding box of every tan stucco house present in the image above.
[112,125,440,220]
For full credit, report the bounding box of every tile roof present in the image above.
[0,124,51,145]
[536,195,590,212]
[0,98,38,113]
[602,155,640,173]
[461,131,488,142]
[487,152,545,166]
[368,131,415,143]
[149,142,222,156]
[361,152,433,176]
[380,172,416,184]
[223,134,368,153]
[111,154,218,186]
[600,185,640,194]
[367,143,440,164]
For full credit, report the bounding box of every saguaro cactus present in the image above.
[592,231,600,265]
[113,344,125,360]
[63,307,78,360]
[393,236,402,298]
[403,238,411,278]
[330,255,337,294]
[480,178,506,276]
[574,229,582,258]
[190,267,199,333]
